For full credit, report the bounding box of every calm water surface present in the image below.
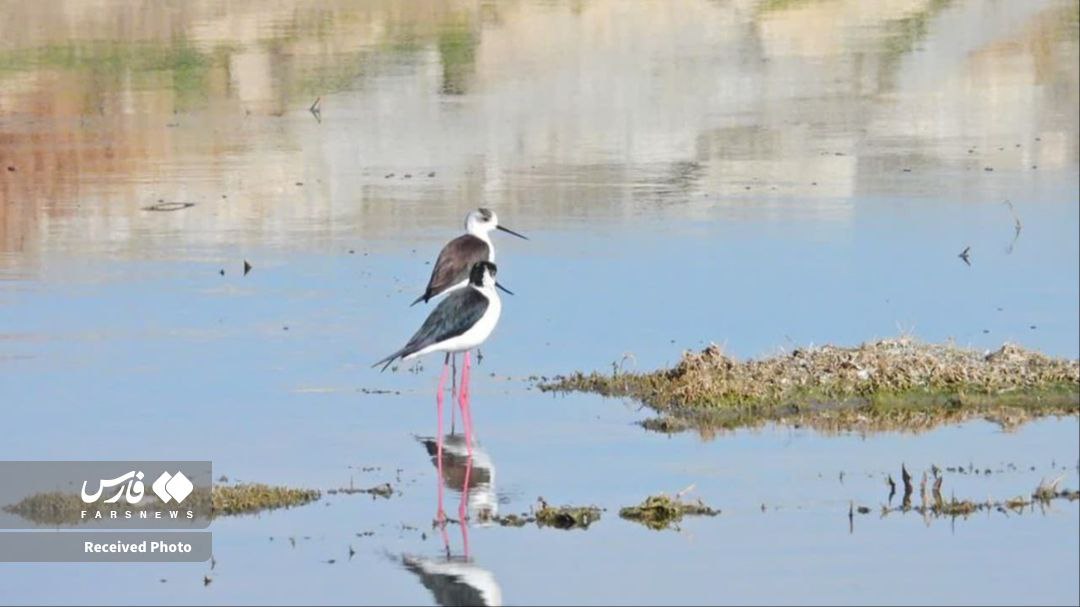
[1,0,1078,604]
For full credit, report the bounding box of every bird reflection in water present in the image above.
[401,388,502,606]
[401,518,502,607]
[418,433,497,524]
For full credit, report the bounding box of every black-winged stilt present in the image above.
[411,209,525,306]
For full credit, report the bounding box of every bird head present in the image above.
[465,208,527,240]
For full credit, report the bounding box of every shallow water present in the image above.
[1,0,1078,604]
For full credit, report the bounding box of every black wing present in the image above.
[402,558,490,607]
[411,235,489,305]
[374,288,488,370]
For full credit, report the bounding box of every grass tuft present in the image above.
[540,339,1079,433]
[618,493,719,530]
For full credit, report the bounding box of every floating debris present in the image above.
[492,513,530,527]
[1033,475,1066,502]
[958,246,971,266]
[618,494,718,531]
[327,482,394,499]
[1004,200,1023,254]
[358,387,398,395]
[143,202,195,212]
[879,467,1078,520]
[3,483,321,524]
[534,498,602,530]
[210,484,321,516]
[243,260,252,276]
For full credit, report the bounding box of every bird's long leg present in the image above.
[450,353,457,435]
[467,351,475,452]
[435,354,449,526]
[459,351,473,457]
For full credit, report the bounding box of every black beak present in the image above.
[496,225,528,240]
[495,282,515,296]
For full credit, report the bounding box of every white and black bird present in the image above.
[374,261,502,372]
[401,554,503,607]
[411,208,526,306]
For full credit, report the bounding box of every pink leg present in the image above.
[458,351,473,457]
[465,351,474,454]
[449,353,457,434]
[457,351,474,522]
[435,358,449,525]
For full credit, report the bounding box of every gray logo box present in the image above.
[0,532,211,562]
[0,461,212,529]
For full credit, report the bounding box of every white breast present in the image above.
[406,289,501,359]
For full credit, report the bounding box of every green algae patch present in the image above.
[327,482,394,499]
[618,494,719,531]
[534,499,602,530]
[540,339,1079,434]
[490,499,602,530]
[492,513,530,527]
[209,484,321,516]
[3,483,321,526]
[2,491,94,527]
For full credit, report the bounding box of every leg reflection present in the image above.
[434,354,450,525]
[450,353,457,435]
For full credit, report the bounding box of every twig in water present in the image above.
[1003,200,1022,254]
[901,464,914,511]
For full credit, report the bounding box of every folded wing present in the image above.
[401,288,489,357]
[412,235,490,305]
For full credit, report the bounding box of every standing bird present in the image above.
[411,208,526,306]
[373,261,501,477]
[375,261,503,373]
[411,209,525,428]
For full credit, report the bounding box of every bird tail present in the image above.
[409,292,428,307]
[372,349,405,372]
